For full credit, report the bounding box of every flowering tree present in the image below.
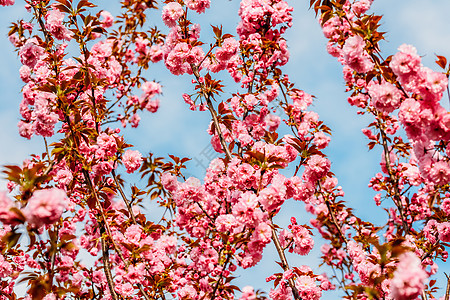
[0,0,449,299]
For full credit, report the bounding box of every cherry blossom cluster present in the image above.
[316,0,450,298]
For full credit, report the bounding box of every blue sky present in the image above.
[1,0,450,298]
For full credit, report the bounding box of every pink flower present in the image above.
[100,11,114,28]
[342,35,374,73]
[368,82,403,113]
[259,178,286,212]
[239,286,257,300]
[295,276,321,300]
[292,225,314,255]
[165,42,191,75]
[352,0,373,14]
[269,281,292,300]
[149,45,163,62]
[265,114,281,132]
[0,0,14,6]
[184,0,210,13]
[33,95,59,137]
[92,270,107,285]
[161,172,178,193]
[55,168,73,187]
[19,65,31,82]
[19,39,44,68]
[45,10,72,41]
[130,113,141,128]
[125,263,146,283]
[437,222,450,242]
[124,224,143,245]
[96,133,117,158]
[252,222,272,244]
[303,155,330,183]
[215,214,240,233]
[322,16,344,40]
[146,99,160,113]
[135,36,149,55]
[178,284,197,299]
[391,252,428,300]
[428,160,450,186]
[0,191,21,225]
[26,188,67,226]
[215,38,239,62]
[279,229,293,248]
[123,150,142,173]
[313,132,330,149]
[441,198,450,215]
[18,120,34,139]
[120,282,134,297]
[0,254,13,278]
[390,44,421,81]
[162,2,184,27]
[141,81,162,99]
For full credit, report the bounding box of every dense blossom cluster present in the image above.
[0,0,449,299]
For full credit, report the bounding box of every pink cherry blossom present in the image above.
[122,150,142,173]
[391,252,428,300]
[162,2,184,27]
[26,188,67,226]
[437,222,450,242]
[368,81,403,113]
[185,0,210,13]
[45,10,72,41]
[19,39,44,68]
[100,11,114,28]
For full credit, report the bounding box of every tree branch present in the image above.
[445,273,450,300]
[271,227,302,300]
[378,121,410,234]
[111,170,137,225]
[190,65,232,161]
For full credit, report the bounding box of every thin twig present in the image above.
[210,254,232,300]
[48,227,60,290]
[378,121,410,234]
[190,65,232,160]
[100,230,119,300]
[445,273,450,300]
[317,182,348,244]
[271,228,302,300]
[111,170,137,225]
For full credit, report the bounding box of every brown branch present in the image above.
[445,273,450,300]
[82,170,118,300]
[100,229,119,300]
[83,169,152,300]
[378,121,410,234]
[48,227,60,291]
[190,65,232,160]
[32,5,50,44]
[111,170,137,225]
[317,182,348,244]
[210,253,232,300]
[205,96,233,160]
[271,227,302,300]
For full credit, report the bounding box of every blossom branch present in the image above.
[445,273,450,300]
[317,182,348,244]
[378,121,410,234]
[111,169,137,225]
[100,229,119,300]
[271,227,302,300]
[210,253,232,300]
[191,65,232,160]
